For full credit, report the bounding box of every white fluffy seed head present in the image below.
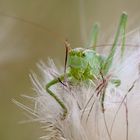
[15,29,140,140]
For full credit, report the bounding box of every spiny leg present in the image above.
[99,71,112,140]
[101,85,112,140]
[83,71,107,121]
[46,75,68,119]
[85,78,107,122]
[101,88,106,113]
[100,70,108,113]
[103,12,128,74]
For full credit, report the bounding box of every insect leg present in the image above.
[101,90,106,113]
[100,84,112,140]
[103,12,128,74]
[46,75,68,119]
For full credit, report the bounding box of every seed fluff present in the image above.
[13,27,140,140]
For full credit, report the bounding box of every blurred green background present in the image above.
[0,0,140,140]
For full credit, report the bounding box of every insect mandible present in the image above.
[46,12,128,119]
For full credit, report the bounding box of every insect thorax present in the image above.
[67,48,104,83]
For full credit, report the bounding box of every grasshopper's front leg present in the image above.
[46,75,68,119]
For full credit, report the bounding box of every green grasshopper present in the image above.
[46,12,127,119]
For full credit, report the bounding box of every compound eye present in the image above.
[82,52,86,57]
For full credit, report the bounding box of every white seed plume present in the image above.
[15,29,140,140]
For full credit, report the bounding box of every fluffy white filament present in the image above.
[15,29,140,140]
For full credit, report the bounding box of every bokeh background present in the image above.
[0,0,140,140]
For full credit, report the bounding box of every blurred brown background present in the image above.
[0,0,140,140]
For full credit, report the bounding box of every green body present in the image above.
[67,48,104,83]
[46,12,128,119]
